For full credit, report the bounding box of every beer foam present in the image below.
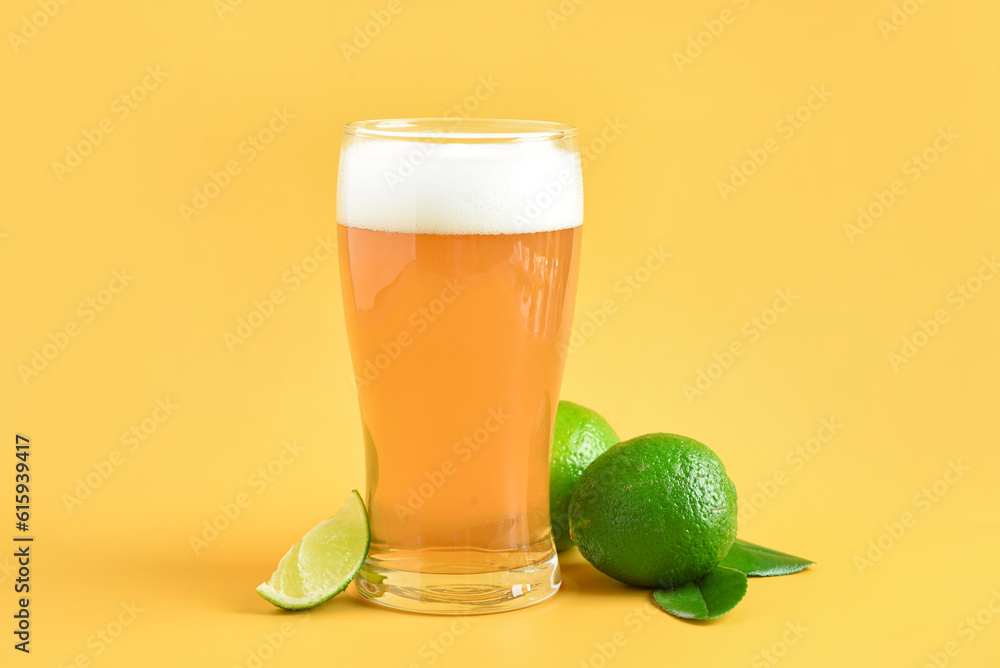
[337,139,583,235]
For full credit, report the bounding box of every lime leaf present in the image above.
[719,539,814,577]
[256,490,371,610]
[653,566,747,620]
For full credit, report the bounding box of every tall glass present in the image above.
[337,119,583,614]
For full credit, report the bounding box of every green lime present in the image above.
[256,490,370,610]
[568,433,738,588]
[550,400,619,552]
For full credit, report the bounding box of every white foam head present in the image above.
[337,123,583,235]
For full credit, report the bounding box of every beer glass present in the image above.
[337,119,582,614]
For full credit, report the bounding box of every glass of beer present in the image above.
[337,119,583,614]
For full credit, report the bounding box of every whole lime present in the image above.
[549,401,619,552]
[568,433,738,588]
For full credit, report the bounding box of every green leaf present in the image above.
[653,566,747,620]
[719,538,814,577]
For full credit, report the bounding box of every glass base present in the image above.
[354,552,561,615]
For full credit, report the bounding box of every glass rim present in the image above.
[343,118,578,142]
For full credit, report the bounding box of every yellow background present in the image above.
[3,0,999,666]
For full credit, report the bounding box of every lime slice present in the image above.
[256,490,371,610]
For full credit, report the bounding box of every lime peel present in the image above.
[550,400,620,552]
[568,433,738,588]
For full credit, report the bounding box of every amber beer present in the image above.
[337,119,583,614]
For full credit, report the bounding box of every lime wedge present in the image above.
[256,490,371,610]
